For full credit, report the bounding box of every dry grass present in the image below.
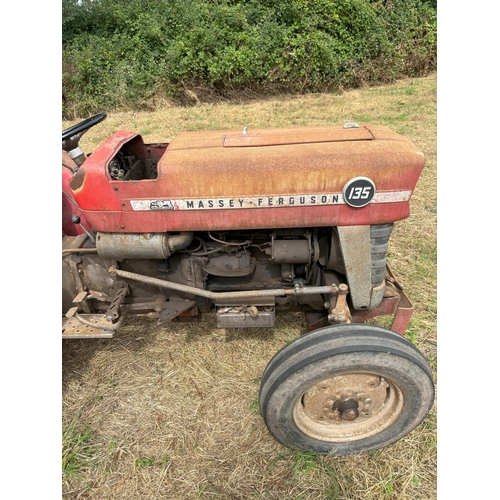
[62,74,437,499]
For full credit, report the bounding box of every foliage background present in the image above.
[62,0,436,118]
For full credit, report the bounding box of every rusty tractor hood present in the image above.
[161,124,423,198]
[69,124,425,233]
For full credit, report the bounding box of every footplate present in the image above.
[62,308,129,338]
[62,316,114,339]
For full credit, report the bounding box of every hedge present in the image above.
[62,0,436,118]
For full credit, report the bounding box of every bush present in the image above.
[62,0,436,118]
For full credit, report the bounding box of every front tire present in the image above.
[259,324,434,456]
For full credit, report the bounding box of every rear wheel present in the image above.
[259,324,434,456]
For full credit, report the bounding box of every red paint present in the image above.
[62,153,92,235]
[78,202,411,233]
[68,125,424,233]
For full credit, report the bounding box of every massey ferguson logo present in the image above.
[343,177,376,208]
[149,200,174,210]
[129,183,410,212]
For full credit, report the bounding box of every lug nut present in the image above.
[342,409,359,421]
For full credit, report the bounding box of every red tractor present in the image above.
[62,114,434,456]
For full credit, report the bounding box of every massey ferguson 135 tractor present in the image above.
[62,113,434,457]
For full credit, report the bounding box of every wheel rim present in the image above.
[292,373,404,442]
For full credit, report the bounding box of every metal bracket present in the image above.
[72,308,129,332]
[158,297,197,324]
[327,284,352,324]
[105,283,130,322]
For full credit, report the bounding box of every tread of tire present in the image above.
[260,324,431,393]
[260,342,433,413]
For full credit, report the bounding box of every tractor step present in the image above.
[62,316,114,339]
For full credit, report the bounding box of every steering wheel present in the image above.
[62,113,107,141]
[62,113,107,155]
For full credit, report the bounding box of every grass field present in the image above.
[62,73,437,499]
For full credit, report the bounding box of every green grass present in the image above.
[62,413,101,485]
[249,396,259,415]
[291,452,345,498]
[135,456,155,468]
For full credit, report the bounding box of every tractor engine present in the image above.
[63,223,395,333]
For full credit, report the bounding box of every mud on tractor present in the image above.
[62,114,434,456]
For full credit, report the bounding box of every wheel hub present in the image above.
[332,398,359,421]
[293,373,403,442]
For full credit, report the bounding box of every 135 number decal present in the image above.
[343,177,376,207]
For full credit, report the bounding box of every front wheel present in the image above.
[259,324,434,456]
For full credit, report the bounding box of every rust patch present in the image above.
[69,167,85,191]
[223,125,373,147]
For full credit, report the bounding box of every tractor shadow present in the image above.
[62,317,161,389]
[62,312,306,391]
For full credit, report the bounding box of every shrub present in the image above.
[62,0,436,118]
